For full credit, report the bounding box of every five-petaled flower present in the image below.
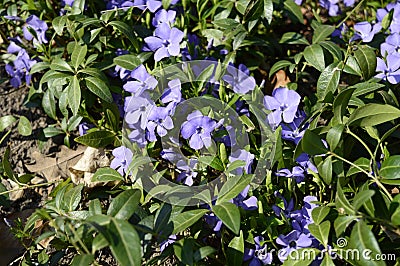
[376,53,400,84]
[23,15,48,45]
[181,110,217,150]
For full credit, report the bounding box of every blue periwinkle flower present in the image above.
[124,95,155,129]
[281,110,309,145]
[110,146,133,175]
[152,9,176,27]
[181,111,217,150]
[381,33,400,56]
[144,23,184,61]
[319,0,339,17]
[222,63,256,94]
[23,15,48,45]
[228,149,255,175]
[263,87,301,129]
[376,53,400,84]
[277,230,313,261]
[123,65,158,96]
[351,21,381,43]
[5,44,36,88]
[146,106,174,141]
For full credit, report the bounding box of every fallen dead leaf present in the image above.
[272,70,291,89]
[25,145,86,182]
[69,147,110,187]
[1,179,24,201]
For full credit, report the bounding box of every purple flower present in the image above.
[152,9,176,27]
[144,23,184,61]
[110,146,133,176]
[181,111,217,150]
[124,95,155,129]
[160,234,176,252]
[375,54,400,84]
[78,122,94,136]
[319,0,339,17]
[106,0,135,9]
[176,159,198,186]
[61,0,74,6]
[204,212,223,232]
[390,5,400,34]
[228,149,254,175]
[376,2,397,22]
[275,166,306,183]
[231,185,258,211]
[277,230,313,261]
[23,15,48,45]
[332,23,348,38]
[161,79,182,106]
[222,64,256,94]
[296,153,318,174]
[133,0,162,12]
[128,126,148,148]
[244,236,273,265]
[146,106,174,141]
[343,0,355,7]
[281,110,309,144]
[351,21,382,43]
[272,192,295,218]
[294,0,303,5]
[263,87,301,129]
[123,65,158,96]
[5,48,36,88]
[381,33,400,56]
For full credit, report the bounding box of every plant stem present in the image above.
[337,0,366,28]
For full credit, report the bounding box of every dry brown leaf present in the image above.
[69,147,110,187]
[25,145,86,182]
[1,179,24,201]
[273,70,291,89]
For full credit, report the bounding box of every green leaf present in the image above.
[52,16,67,35]
[0,115,16,132]
[85,76,113,103]
[108,219,141,266]
[75,130,116,148]
[334,215,357,236]
[113,54,141,71]
[312,206,330,225]
[317,62,340,101]
[50,58,73,73]
[68,76,81,115]
[326,124,344,151]
[379,155,400,179]
[62,184,83,212]
[347,104,400,127]
[42,89,57,120]
[351,81,385,97]
[43,126,64,138]
[71,44,87,70]
[198,156,224,171]
[301,130,328,155]
[269,60,293,78]
[353,45,377,80]
[2,147,15,181]
[109,21,138,47]
[320,41,343,61]
[212,202,240,234]
[263,0,273,24]
[347,157,370,176]
[332,87,356,124]
[89,199,102,216]
[194,246,216,262]
[343,55,362,76]
[227,231,244,266]
[107,189,141,220]
[92,167,124,182]
[303,44,325,71]
[71,255,94,266]
[40,70,71,84]
[352,190,375,211]
[171,209,209,234]
[280,32,309,45]
[318,156,332,185]
[283,0,303,24]
[217,174,253,204]
[313,25,335,44]
[18,116,32,136]
[308,220,330,247]
[335,182,354,215]
[347,221,385,266]
[30,62,50,74]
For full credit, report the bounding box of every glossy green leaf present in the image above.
[347,157,370,176]
[352,190,375,211]
[40,70,71,84]
[269,60,293,78]
[353,45,377,80]
[304,44,325,71]
[108,219,141,266]
[43,126,64,138]
[351,81,385,97]
[71,44,87,70]
[335,182,354,215]
[107,189,141,220]
[113,54,141,71]
[68,75,81,115]
[171,209,209,234]
[347,104,400,127]
[313,25,335,44]
[62,184,83,212]
[283,0,303,24]
[343,55,362,76]
[317,62,340,101]
[326,124,344,151]
[263,0,273,23]
[379,155,400,179]
[280,32,309,45]
[318,156,332,185]
[212,202,240,234]
[30,62,50,74]
[71,255,94,266]
[301,130,328,155]
[109,21,138,47]
[75,130,116,148]
[331,86,354,125]
[312,206,330,225]
[308,220,330,247]
[52,16,67,35]
[217,174,253,204]
[198,156,224,171]
[320,41,343,60]
[50,58,73,73]
[334,215,357,236]
[85,76,113,103]
[227,231,244,266]
[0,115,16,132]
[92,167,124,182]
[42,89,57,120]
[18,116,32,136]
